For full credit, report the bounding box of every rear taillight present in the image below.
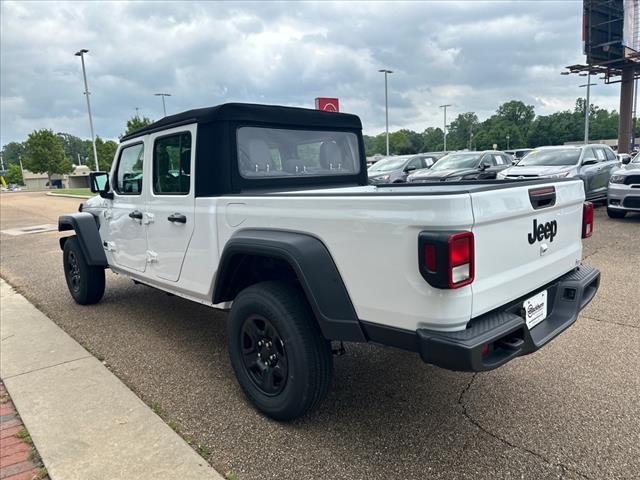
[419,231,475,289]
[582,202,594,238]
[448,232,474,288]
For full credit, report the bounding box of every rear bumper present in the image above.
[361,265,600,372]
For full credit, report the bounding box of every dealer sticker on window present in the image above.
[524,290,547,330]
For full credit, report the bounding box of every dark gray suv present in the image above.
[368,153,444,184]
[498,145,619,201]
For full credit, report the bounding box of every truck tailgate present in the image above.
[470,180,584,318]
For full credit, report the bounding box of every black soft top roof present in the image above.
[121,102,362,141]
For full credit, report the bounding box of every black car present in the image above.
[406,151,512,182]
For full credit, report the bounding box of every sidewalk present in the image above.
[0,279,223,480]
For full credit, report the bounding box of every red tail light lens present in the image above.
[582,202,594,238]
[424,244,437,272]
[448,232,474,288]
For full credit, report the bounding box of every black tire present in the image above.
[607,208,626,218]
[227,281,333,421]
[63,236,105,305]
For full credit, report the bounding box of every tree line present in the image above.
[1,115,153,185]
[364,98,638,156]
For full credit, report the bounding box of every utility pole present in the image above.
[617,66,635,154]
[0,153,5,172]
[439,104,451,152]
[506,134,510,150]
[155,93,171,117]
[75,49,99,172]
[77,153,82,166]
[378,69,393,156]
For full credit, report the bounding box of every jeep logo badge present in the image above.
[528,219,557,244]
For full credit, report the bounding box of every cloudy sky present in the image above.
[0,1,622,146]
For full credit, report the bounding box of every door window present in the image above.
[582,148,597,162]
[406,157,424,170]
[115,143,144,195]
[153,132,192,195]
[604,147,617,161]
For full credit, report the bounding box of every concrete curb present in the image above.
[0,279,224,480]
[45,193,92,199]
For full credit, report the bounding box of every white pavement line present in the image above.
[0,279,224,480]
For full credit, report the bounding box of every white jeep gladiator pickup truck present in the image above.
[59,103,600,420]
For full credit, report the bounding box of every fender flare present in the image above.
[58,213,108,267]
[214,229,366,342]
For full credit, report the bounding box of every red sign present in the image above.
[315,97,340,112]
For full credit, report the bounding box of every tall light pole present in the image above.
[506,134,510,150]
[155,93,171,117]
[378,69,393,156]
[579,72,596,144]
[439,104,451,152]
[75,49,99,172]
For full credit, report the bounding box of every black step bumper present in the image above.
[360,265,600,372]
[417,265,600,371]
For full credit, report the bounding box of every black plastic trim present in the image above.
[58,213,108,267]
[361,265,600,372]
[214,228,365,342]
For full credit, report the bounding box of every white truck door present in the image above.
[145,125,196,282]
[106,141,148,272]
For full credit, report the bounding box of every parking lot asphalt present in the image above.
[1,191,638,480]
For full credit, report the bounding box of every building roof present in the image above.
[121,102,363,142]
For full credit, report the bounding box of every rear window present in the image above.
[237,127,360,178]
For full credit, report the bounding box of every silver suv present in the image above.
[368,153,444,184]
[498,144,619,201]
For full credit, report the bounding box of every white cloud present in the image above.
[0,0,621,145]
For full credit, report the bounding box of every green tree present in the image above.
[447,113,479,150]
[4,163,23,184]
[22,129,73,183]
[95,136,118,171]
[1,141,26,166]
[57,133,92,166]
[125,115,153,135]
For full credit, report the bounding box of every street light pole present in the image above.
[378,69,393,156]
[579,72,597,144]
[155,93,171,117]
[439,104,451,152]
[75,49,99,172]
[506,134,510,150]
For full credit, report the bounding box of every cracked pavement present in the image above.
[1,192,638,480]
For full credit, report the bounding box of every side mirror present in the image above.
[582,159,597,166]
[405,165,417,172]
[480,162,491,171]
[90,172,114,199]
[621,156,631,165]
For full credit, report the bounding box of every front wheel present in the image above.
[63,236,105,305]
[607,208,626,218]
[227,281,333,421]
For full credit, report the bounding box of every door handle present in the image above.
[128,210,143,220]
[167,213,187,224]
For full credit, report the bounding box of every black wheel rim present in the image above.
[67,250,81,293]
[240,314,288,396]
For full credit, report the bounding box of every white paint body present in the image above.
[85,127,586,333]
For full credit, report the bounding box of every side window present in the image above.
[604,147,617,161]
[153,132,192,195]
[594,148,606,162]
[582,147,596,162]
[484,154,498,166]
[407,157,423,170]
[115,143,144,195]
[424,156,436,167]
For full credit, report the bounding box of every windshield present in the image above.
[237,127,360,178]
[430,153,482,171]
[517,148,580,166]
[368,157,407,172]
[632,156,640,164]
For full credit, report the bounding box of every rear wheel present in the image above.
[227,281,333,421]
[607,208,626,218]
[63,236,105,305]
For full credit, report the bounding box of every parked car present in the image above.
[58,103,599,421]
[406,151,512,182]
[607,154,640,218]
[505,148,533,164]
[498,145,619,202]
[367,152,444,183]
